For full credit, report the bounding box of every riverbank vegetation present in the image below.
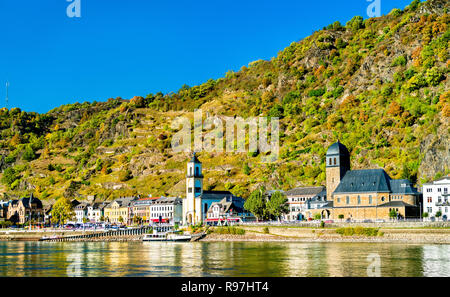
[335,227,384,237]
[212,226,246,235]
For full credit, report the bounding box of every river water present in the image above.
[0,241,448,277]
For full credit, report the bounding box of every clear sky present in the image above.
[0,0,414,113]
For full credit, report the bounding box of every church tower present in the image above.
[326,141,350,199]
[183,152,203,225]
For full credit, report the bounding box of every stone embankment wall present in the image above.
[243,221,450,228]
[235,225,450,244]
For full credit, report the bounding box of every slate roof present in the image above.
[389,180,419,195]
[108,196,138,208]
[285,186,325,197]
[20,196,43,209]
[334,169,392,194]
[207,197,246,214]
[333,169,420,195]
[200,191,234,200]
[153,197,182,205]
[75,203,89,210]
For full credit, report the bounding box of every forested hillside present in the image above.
[0,0,448,203]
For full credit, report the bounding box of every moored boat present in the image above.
[142,230,192,242]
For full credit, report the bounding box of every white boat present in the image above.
[142,230,192,242]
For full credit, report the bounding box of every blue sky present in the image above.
[0,0,414,113]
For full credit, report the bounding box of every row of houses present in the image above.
[0,192,251,227]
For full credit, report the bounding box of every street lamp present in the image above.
[419,202,422,221]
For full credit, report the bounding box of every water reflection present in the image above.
[0,241,448,277]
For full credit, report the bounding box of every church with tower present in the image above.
[319,141,422,220]
[183,153,245,225]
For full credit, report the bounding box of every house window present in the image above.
[346,196,350,205]
[188,188,193,193]
[329,158,332,166]
[369,195,372,204]
[357,196,361,205]
[334,158,337,165]
[195,167,200,176]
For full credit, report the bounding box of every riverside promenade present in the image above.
[0,227,154,242]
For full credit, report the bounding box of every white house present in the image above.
[74,203,89,223]
[205,197,254,225]
[282,187,325,221]
[423,176,450,220]
[87,202,107,223]
[150,197,183,225]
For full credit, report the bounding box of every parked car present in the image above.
[325,220,334,224]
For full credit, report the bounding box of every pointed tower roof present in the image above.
[189,152,201,164]
[326,141,350,156]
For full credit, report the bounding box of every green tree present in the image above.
[346,16,364,31]
[338,214,345,220]
[266,191,288,221]
[244,188,266,221]
[268,104,284,118]
[82,217,89,224]
[389,209,398,220]
[22,145,37,162]
[119,170,133,182]
[50,198,75,226]
[243,163,251,175]
[118,216,124,224]
[1,167,19,187]
[435,211,442,218]
[422,212,429,218]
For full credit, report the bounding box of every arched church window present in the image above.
[329,158,332,166]
[334,158,337,165]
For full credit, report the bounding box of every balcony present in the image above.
[436,201,450,207]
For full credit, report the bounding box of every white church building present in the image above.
[183,153,243,225]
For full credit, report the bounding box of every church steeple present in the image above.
[326,141,351,198]
[184,152,204,225]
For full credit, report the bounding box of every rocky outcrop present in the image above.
[419,122,450,180]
